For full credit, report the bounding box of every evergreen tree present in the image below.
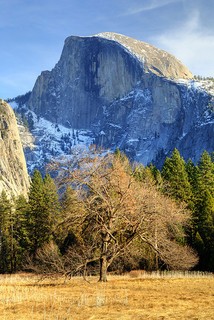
[133,163,161,187]
[184,159,199,245]
[148,164,163,187]
[161,149,192,203]
[185,159,199,193]
[13,195,29,270]
[0,191,12,272]
[0,192,30,273]
[210,152,214,163]
[26,170,60,255]
[197,151,214,195]
[43,173,60,234]
[193,151,214,270]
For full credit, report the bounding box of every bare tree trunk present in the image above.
[99,255,108,282]
[99,239,109,282]
[154,221,159,270]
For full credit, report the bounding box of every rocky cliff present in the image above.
[0,100,29,197]
[25,32,213,167]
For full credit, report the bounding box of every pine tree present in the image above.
[0,191,13,273]
[184,159,199,246]
[197,151,214,195]
[27,170,60,255]
[185,160,198,192]
[43,173,60,234]
[193,151,214,270]
[161,149,192,203]
[13,195,29,270]
[148,164,163,187]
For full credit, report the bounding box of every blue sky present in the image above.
[0,0,213,99]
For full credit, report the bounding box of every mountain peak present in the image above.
[95,32,193,79]
[25,32,213,169]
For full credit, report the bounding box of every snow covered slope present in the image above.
[15,107,94,173]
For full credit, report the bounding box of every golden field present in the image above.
[0,272,213,320]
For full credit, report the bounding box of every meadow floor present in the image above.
[0,272,213,319]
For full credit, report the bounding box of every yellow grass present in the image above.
[0,272,213,319]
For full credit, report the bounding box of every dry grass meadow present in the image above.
[0,271,213,320]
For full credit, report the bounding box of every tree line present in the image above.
[0,149,213,280]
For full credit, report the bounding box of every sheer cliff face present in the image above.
[26,32,213,166]
[27,35,144,128]
[0,100,29,197]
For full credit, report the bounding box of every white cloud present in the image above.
[153,10,214,76]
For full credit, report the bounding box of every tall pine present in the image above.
[43,173,60,238]
[193,151,214,270]
[161,149,192,203]
[0,191,12,272]
[13,195,29,270]
[26,170,60,255]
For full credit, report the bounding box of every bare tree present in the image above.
[137,184,198,270]
[52,153,198,281]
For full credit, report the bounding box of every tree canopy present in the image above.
[1,148,213,277]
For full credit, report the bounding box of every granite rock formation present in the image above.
[0,99,29,197]
[25,32,213,166]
